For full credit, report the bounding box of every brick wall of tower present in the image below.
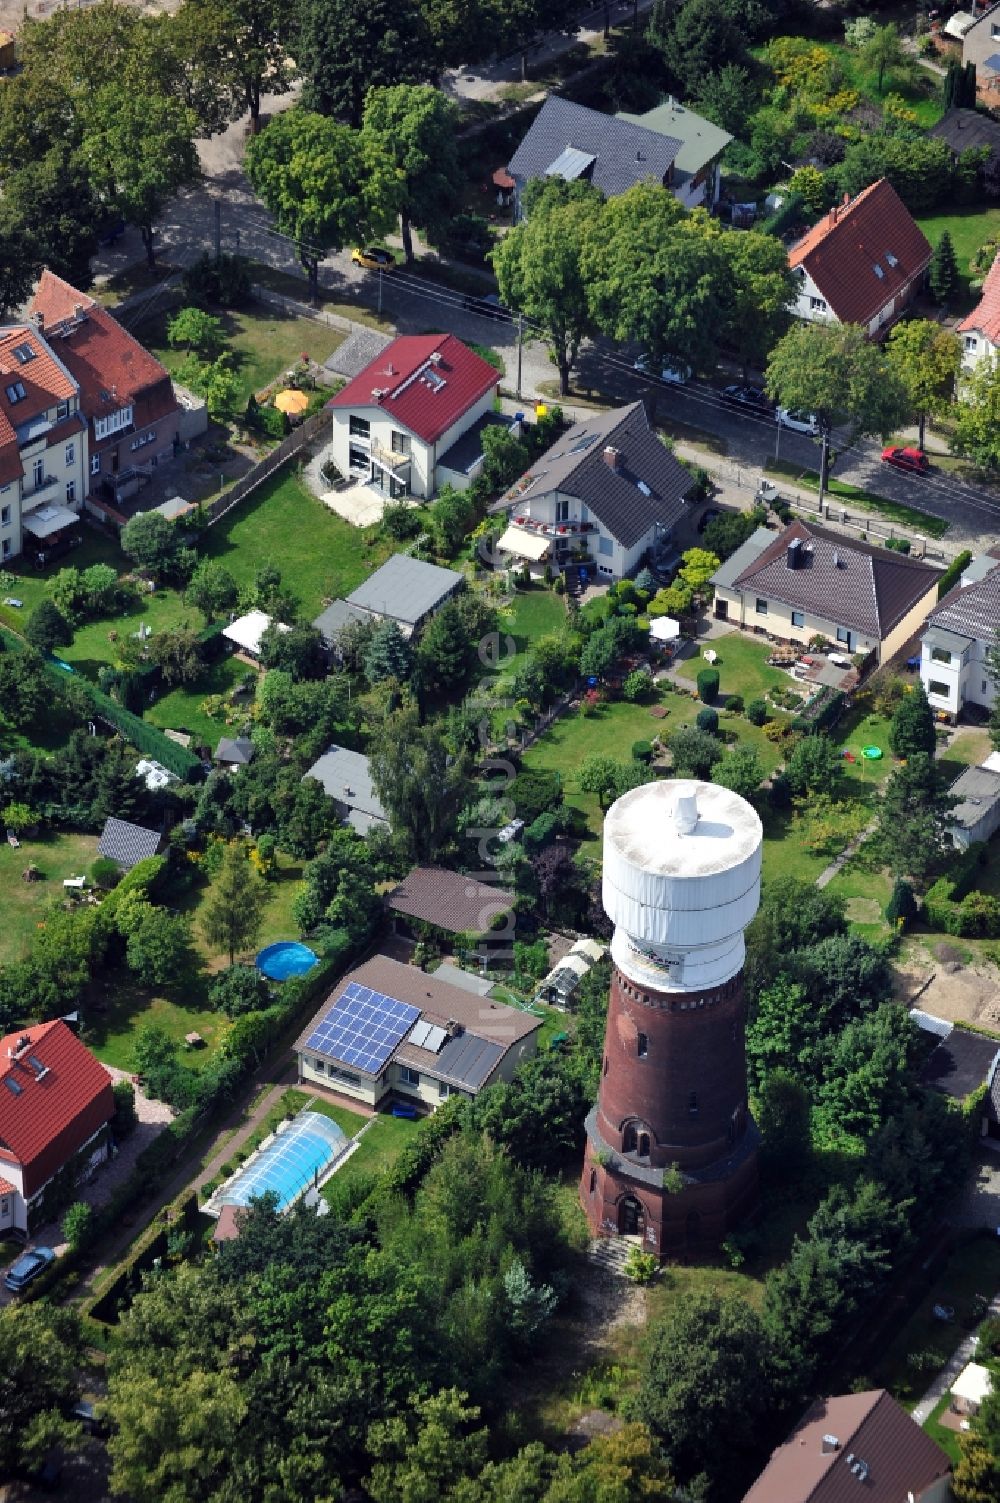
[594,965,751,1172]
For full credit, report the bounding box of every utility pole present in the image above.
[516,312,523,401]
[818,428,830,513]
[214,199,222,262]
[378,267,383,317]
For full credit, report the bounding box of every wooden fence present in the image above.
[202,408,330,528]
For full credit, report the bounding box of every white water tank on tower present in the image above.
[602,779,763,993]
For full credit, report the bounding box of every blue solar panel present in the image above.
[304,981,421,1076]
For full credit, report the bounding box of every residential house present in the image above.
[929,107,1000,194]
[711,519,940,662]
[946,757,1000,848]
[302,744,388,836]
[919,552,1000,719]
[921,1020,1000,1139]
[221,609,290,662]
[294,953,541,1111]
[962,3,1000,93]
[959,251,1000,373]
[342,553,464,637]
[741,1389,951,1503]
[617,97,732,208]
[494,402,692,582]
[96,815,163,872]
[28,271,181,512]
[507,97,681,220]
[312,599,374,657]
[386,866,513,941]
[0,321,88,565]
[326,333,500,500]
[787,179,932,337]
[0,1021,115,1235]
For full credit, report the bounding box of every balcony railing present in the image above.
[21,474,60,508]
[370,441,412,472]
[509,515,595,539]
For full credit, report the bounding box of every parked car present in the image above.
[351,246,394,271]
[881,445,929,475]
[697,507,721,534]
[72,1400,109,1438]
[634,353,690,386]
[776,407,820,436]
[723,384,772,414]
[462,292,510,320]
[4,1245,55,1292]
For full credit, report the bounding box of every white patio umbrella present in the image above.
[649,616,681,642]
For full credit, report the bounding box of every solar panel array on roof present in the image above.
[304,981,420,1075]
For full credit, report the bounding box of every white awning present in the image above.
[952,1363,993,1405]
[21,504,82,540]
[498,524,552,562]
[649,615,681,641]
[222,609,291,657]
[944,11,975,39]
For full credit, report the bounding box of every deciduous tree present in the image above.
[362,85,462,265]
[184,559,239,622]
[174,0,296,135]
[0,1305,83,1478]
[886,318,959,449]
[25,599,72,657]
[296,0,435,127]
[952,356,1000,470]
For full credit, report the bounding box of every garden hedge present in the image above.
[937,550,973,601]
[43,664,203,778]
[697,668,719,703]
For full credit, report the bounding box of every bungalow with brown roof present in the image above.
[711,519,940,663]
[741,1389,950,1503]
[294,954,540,1111]
[788,179,932,338]
[386,866,513,942]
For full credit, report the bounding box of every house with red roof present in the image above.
[0,321,88,566]
[28,270,181,510]
[0,1021,114,1236]
[788,179,932,338]
[959,253,1000,374]
[327,333,501,501]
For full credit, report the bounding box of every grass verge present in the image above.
[764,457,950,540]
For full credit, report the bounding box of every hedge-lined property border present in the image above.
[42,662,203,778]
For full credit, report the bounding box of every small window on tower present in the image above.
[589,1168,597,1193]
[603,1055,609,1077]
[688,1092,698,1116]
[637,1032,648,1057]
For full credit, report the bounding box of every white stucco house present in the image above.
[326,333,501,501]
[788,178,932,338]
[493,401,692,582]
[920,552,1000,721]
[959,254,1000,374]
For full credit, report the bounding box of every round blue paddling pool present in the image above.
[255,941,318,981]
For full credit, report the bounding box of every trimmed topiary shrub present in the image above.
[696,707,719,734]
[697,668,719,703]
[726,693,744,715]
[746,698,769,726]
[631,739,654,764]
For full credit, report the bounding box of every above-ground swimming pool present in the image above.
[256,941,318,981]
[212,1110,348,1214]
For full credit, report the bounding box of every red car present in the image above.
[881,445,929,475]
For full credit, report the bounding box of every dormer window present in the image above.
[5,382,25,404]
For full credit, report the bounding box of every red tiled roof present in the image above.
[742,1389,950,1503]
[327,333,500,445]
[960,253,1000,343]
[789,179,932,327]
[0,1176,15,1195]
[0,322,81,483]
[0,1021,114,1199]
[28,270,178,434]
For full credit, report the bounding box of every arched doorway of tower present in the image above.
[618,1194,646,1235]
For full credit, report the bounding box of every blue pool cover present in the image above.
[256,941,318,981]
[217,1111,348,1212]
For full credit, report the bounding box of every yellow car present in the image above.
[351,246,395,271]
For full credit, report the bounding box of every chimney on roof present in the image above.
[32,311,43,334]
[603,445,620,471]
[429,351,442,364]
[73,302,84,319]
[787,537,802,569]
[822,1435,840,1455]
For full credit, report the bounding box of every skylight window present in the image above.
[4,1076,22,1095]
[873,264,885,279]
[13,342,36,365]
[885,252,898,267]
[5,382,26,404]
[637,480,651,496]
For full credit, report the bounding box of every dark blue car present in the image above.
[4,1245,55,1292]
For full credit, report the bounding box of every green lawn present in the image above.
[142,300,345,410]
[203,469,401,620]
[57,589,199,683]
[494,587,567,685]
[85,977,228,1071]
[146,655,254,749]
[923,1392,964,1467]
[824,42,944,129]
[764,458,951,540]
[869,1235,1000,1403]
[300,1096,368,1139]
[0,531,130,637]
[673,633,791,704]
[321,1111,423,1198]
[832,706,895,785]
[0,829,98,965]
[915,206,1000,310]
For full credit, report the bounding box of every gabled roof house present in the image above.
[788,179,932,338]
[97,815,163,871]
[712,518,940,662]
[295,953,541,1111]
[742,1388,951,1503]
[494,402,692,582]
[959,252,1000,373]
[0,1021,115,1235]
[919,551,1000,720]
[327,333,501,501]
[0,319,88,566]
[617,97,732,208]
[303,744,388,836]
[962,3,1000,92]
[508,97,682,218]
[28,270,181,508]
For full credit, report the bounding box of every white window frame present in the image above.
[93,405,134,442]
[0,505,9,527]
[399,1065,420,1086]
[91,453,101,476]
[66,481,76,505]
[65,442,75,466]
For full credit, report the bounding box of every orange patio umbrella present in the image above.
[274,389,309,415]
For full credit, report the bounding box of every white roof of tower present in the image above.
[603,779,762,879]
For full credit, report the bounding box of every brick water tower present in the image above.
[580,778,763,1259]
